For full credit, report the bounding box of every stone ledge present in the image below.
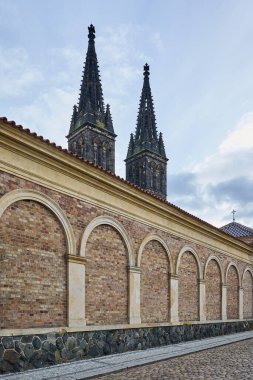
[1,318,251,336]
[1,320,252,374]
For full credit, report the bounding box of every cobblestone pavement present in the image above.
[92,339,253,380]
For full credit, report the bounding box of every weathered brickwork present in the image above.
[206,259,222,320]
[0,170,253,331]
[85,225,128,325]
[178,252,199,322]
[227,265,239,319]
[0,200,67,329]
[140,241,170,323]
[243,270,253,319]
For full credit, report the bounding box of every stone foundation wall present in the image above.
[0,321,252,374]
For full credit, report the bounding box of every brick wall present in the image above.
[85,224,128,325]
[0,200,67,329]
[0,171,253,329]
[243,270,253,319]
[206,259,222,320]
[178,252,199,322]
[140,240,170,323]
[227,265,239,319]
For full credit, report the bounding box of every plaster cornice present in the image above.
[1,118,253,264]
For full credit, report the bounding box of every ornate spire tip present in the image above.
[144,63,150,77]
[88,24,95,40]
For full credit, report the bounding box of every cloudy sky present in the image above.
[1,0,253,228]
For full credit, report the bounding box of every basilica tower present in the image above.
[125,64,168,199]
[67,25,116,172]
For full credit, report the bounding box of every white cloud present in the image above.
[48,47,83,87]
[151,32,165,53]
[170,112,253,227]
[8,87,75,148]
[0,0,20,29]
[96,24,145,101]
[0,47,43,98]
[220,112,253,153]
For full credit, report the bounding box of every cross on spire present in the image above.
[88,24,95,41]
[144,63,150,77]
[232,209,236,222]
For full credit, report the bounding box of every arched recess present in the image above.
[80,215,134,266]
[204,256,223,320]
[226,262,240,319]
[0,189,76,256]
[137,234,173,268]
[138,234,172,323]
[176,246,202,277]
[0,189,75,329]
[81,216,133,325]
[176,246,201,322]
[242,268,253,319]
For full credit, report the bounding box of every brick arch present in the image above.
[242,267,253,284]
[84,220,129,325]
[242,268,253,319]
[138,235,171,323]
[80,215,134,266]
[0,189,76,256]
[176,246,201,322]
[225,262,241,286]
[226,263,240,319]
[204,257,222,320]
[0,189,71,328]
[204,255,224,283]
[137,233,173,269]
[176,246,202,278]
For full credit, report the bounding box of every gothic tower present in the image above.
[125,64,168,199]
[67,25,116,172]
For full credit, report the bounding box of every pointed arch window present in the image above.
[159,169,164,192]
[131,165,135,182]
[139,164,143,187]
[102,146,107,169]
[150,172,153,188]
[93,143,98,165]
[107,148,112,170]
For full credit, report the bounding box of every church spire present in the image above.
[125,64,168,199]
[134,63,158,150]
[67,25,116,173]
[78,24,104,119]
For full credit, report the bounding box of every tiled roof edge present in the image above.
[0,116,252,247]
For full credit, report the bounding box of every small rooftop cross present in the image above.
[232,209,236,222]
